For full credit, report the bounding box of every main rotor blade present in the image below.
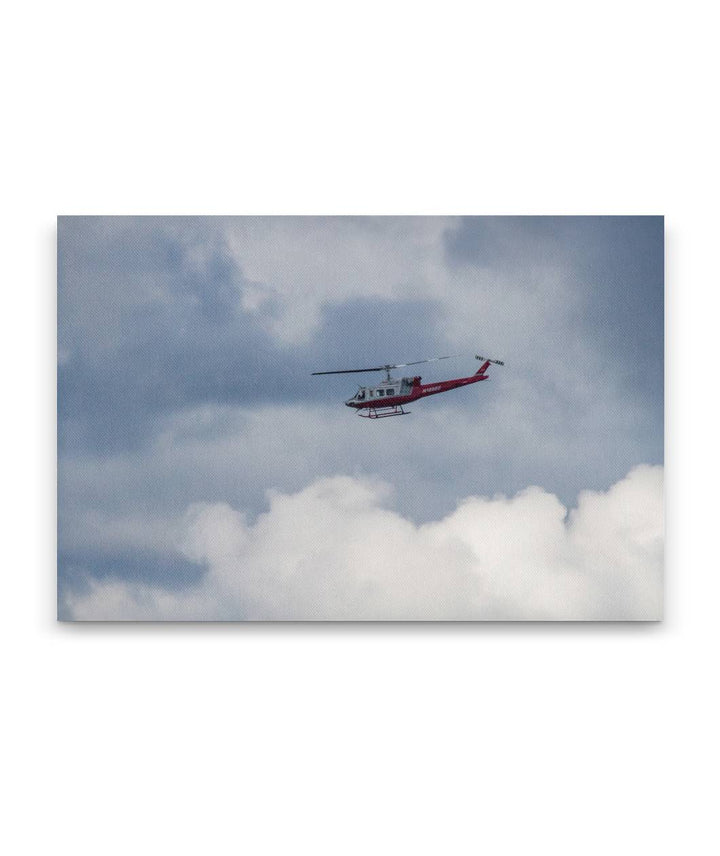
[311,353,495,376]
[311,367,387,375]
[393,354,461,368]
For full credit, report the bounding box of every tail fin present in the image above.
[475,355,504,374]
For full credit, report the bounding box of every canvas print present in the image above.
[57,216,664,620]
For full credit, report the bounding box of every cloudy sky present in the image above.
[58,216,663,620]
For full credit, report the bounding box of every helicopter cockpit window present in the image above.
[377,389,384,396]
[357,390,365,400]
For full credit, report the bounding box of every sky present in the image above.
[57,216,664,620]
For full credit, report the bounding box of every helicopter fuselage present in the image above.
[345,361,491,411]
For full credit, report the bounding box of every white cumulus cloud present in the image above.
[63,465,663,621]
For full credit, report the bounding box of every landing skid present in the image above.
[358,405,411,419]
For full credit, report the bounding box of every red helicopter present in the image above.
[312,354,504,418]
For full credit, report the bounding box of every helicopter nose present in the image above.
[345,399,353,407]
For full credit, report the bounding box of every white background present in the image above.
[3,1,718,853]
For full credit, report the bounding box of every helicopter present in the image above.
[312,354,504,418]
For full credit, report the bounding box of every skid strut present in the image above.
[358,405,410,418]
